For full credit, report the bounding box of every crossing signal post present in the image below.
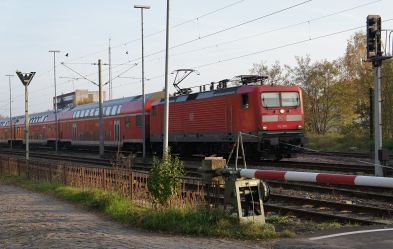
[366,15,382,60]
[364,15,392,177]
[16,70,35,177]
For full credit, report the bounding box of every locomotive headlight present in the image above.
[280,109,285,114]
[262,125,268,130]
[297,124,302,129]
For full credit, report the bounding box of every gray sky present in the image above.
[0,0,391,116]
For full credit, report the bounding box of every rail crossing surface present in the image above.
[2,183,393,249]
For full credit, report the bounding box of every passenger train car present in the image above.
[0,92,164,151]
[0,75,307,160]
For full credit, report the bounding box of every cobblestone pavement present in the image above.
[0,183,266,249]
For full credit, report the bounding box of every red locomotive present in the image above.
[150,75,308,160]
[0,75,307,160]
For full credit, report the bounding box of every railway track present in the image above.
[2,150,393,225]
[304,150,393,160]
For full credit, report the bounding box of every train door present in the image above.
[160,112,163,135]
[5,129,7,141]
[72,123,77,142]
[114,120,120,146]
[43,127,46,140]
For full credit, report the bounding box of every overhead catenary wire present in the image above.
[61,0,249,64]
[137,0,383,65]
[3,1,388,116]
[8,19,391,114]
[1,0,377,101]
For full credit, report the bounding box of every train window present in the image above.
[111,106,118,116]
[241,94,249,109]
[136,115,142,127]
[117,105,122,115]
[281,92,300,107]
[261,92,280,107]
[152,106,156,117]
[94,108,99,117]
[105,130,110,141]
[66,122,70,131]
[90,131,94,141]
[125,116,130,128]
[85,110,89,118]
[80,110,85,118]
[73,112,77,119]
[89,109,95,117]
[105,106,111,116]
[75,111,81,118]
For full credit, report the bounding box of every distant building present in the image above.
[54,89,106,109]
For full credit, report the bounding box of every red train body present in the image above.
[0,92,164,151]
[0,77,307,160]
[150,84,307,159]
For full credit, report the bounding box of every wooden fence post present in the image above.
[37,162,40,181]
[63,165,67,185]
[130,171,134,200]
[81,166,85,189]
[49,164,52,183]
[103,168,106,190]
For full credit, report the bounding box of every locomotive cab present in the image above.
[257,87,308,160]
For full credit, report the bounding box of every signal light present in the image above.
[367,15,382,59]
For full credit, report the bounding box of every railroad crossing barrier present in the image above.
[199,157,270,224]
[239,169,393,188]
[199,158,393,224]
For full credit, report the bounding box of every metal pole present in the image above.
[25,84,29,161]
[134,5,150,159]
[163,0,170,155]
[108,38,112,100]
[98,59,105,159]
[141,8,146,160]
[369,87,373,140]
[6,75,14,149]
[49,50,60,153]
[16,70,35,177]
[374,63,384,176]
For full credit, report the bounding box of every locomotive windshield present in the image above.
[261,91,300,107]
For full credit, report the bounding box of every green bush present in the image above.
[147,148,184,209]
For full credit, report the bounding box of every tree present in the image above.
[286,56,341,134]
[381,59,393,138]
[340,31,374,136]
[249,60,287,85]
[58,96,67,109]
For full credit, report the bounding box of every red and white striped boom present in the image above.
[240,169,393,188]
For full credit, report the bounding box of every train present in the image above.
[0,75,308,160]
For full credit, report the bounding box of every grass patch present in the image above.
[306,133,375,153]
[0,173,295,240]
[306,132,393,154]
